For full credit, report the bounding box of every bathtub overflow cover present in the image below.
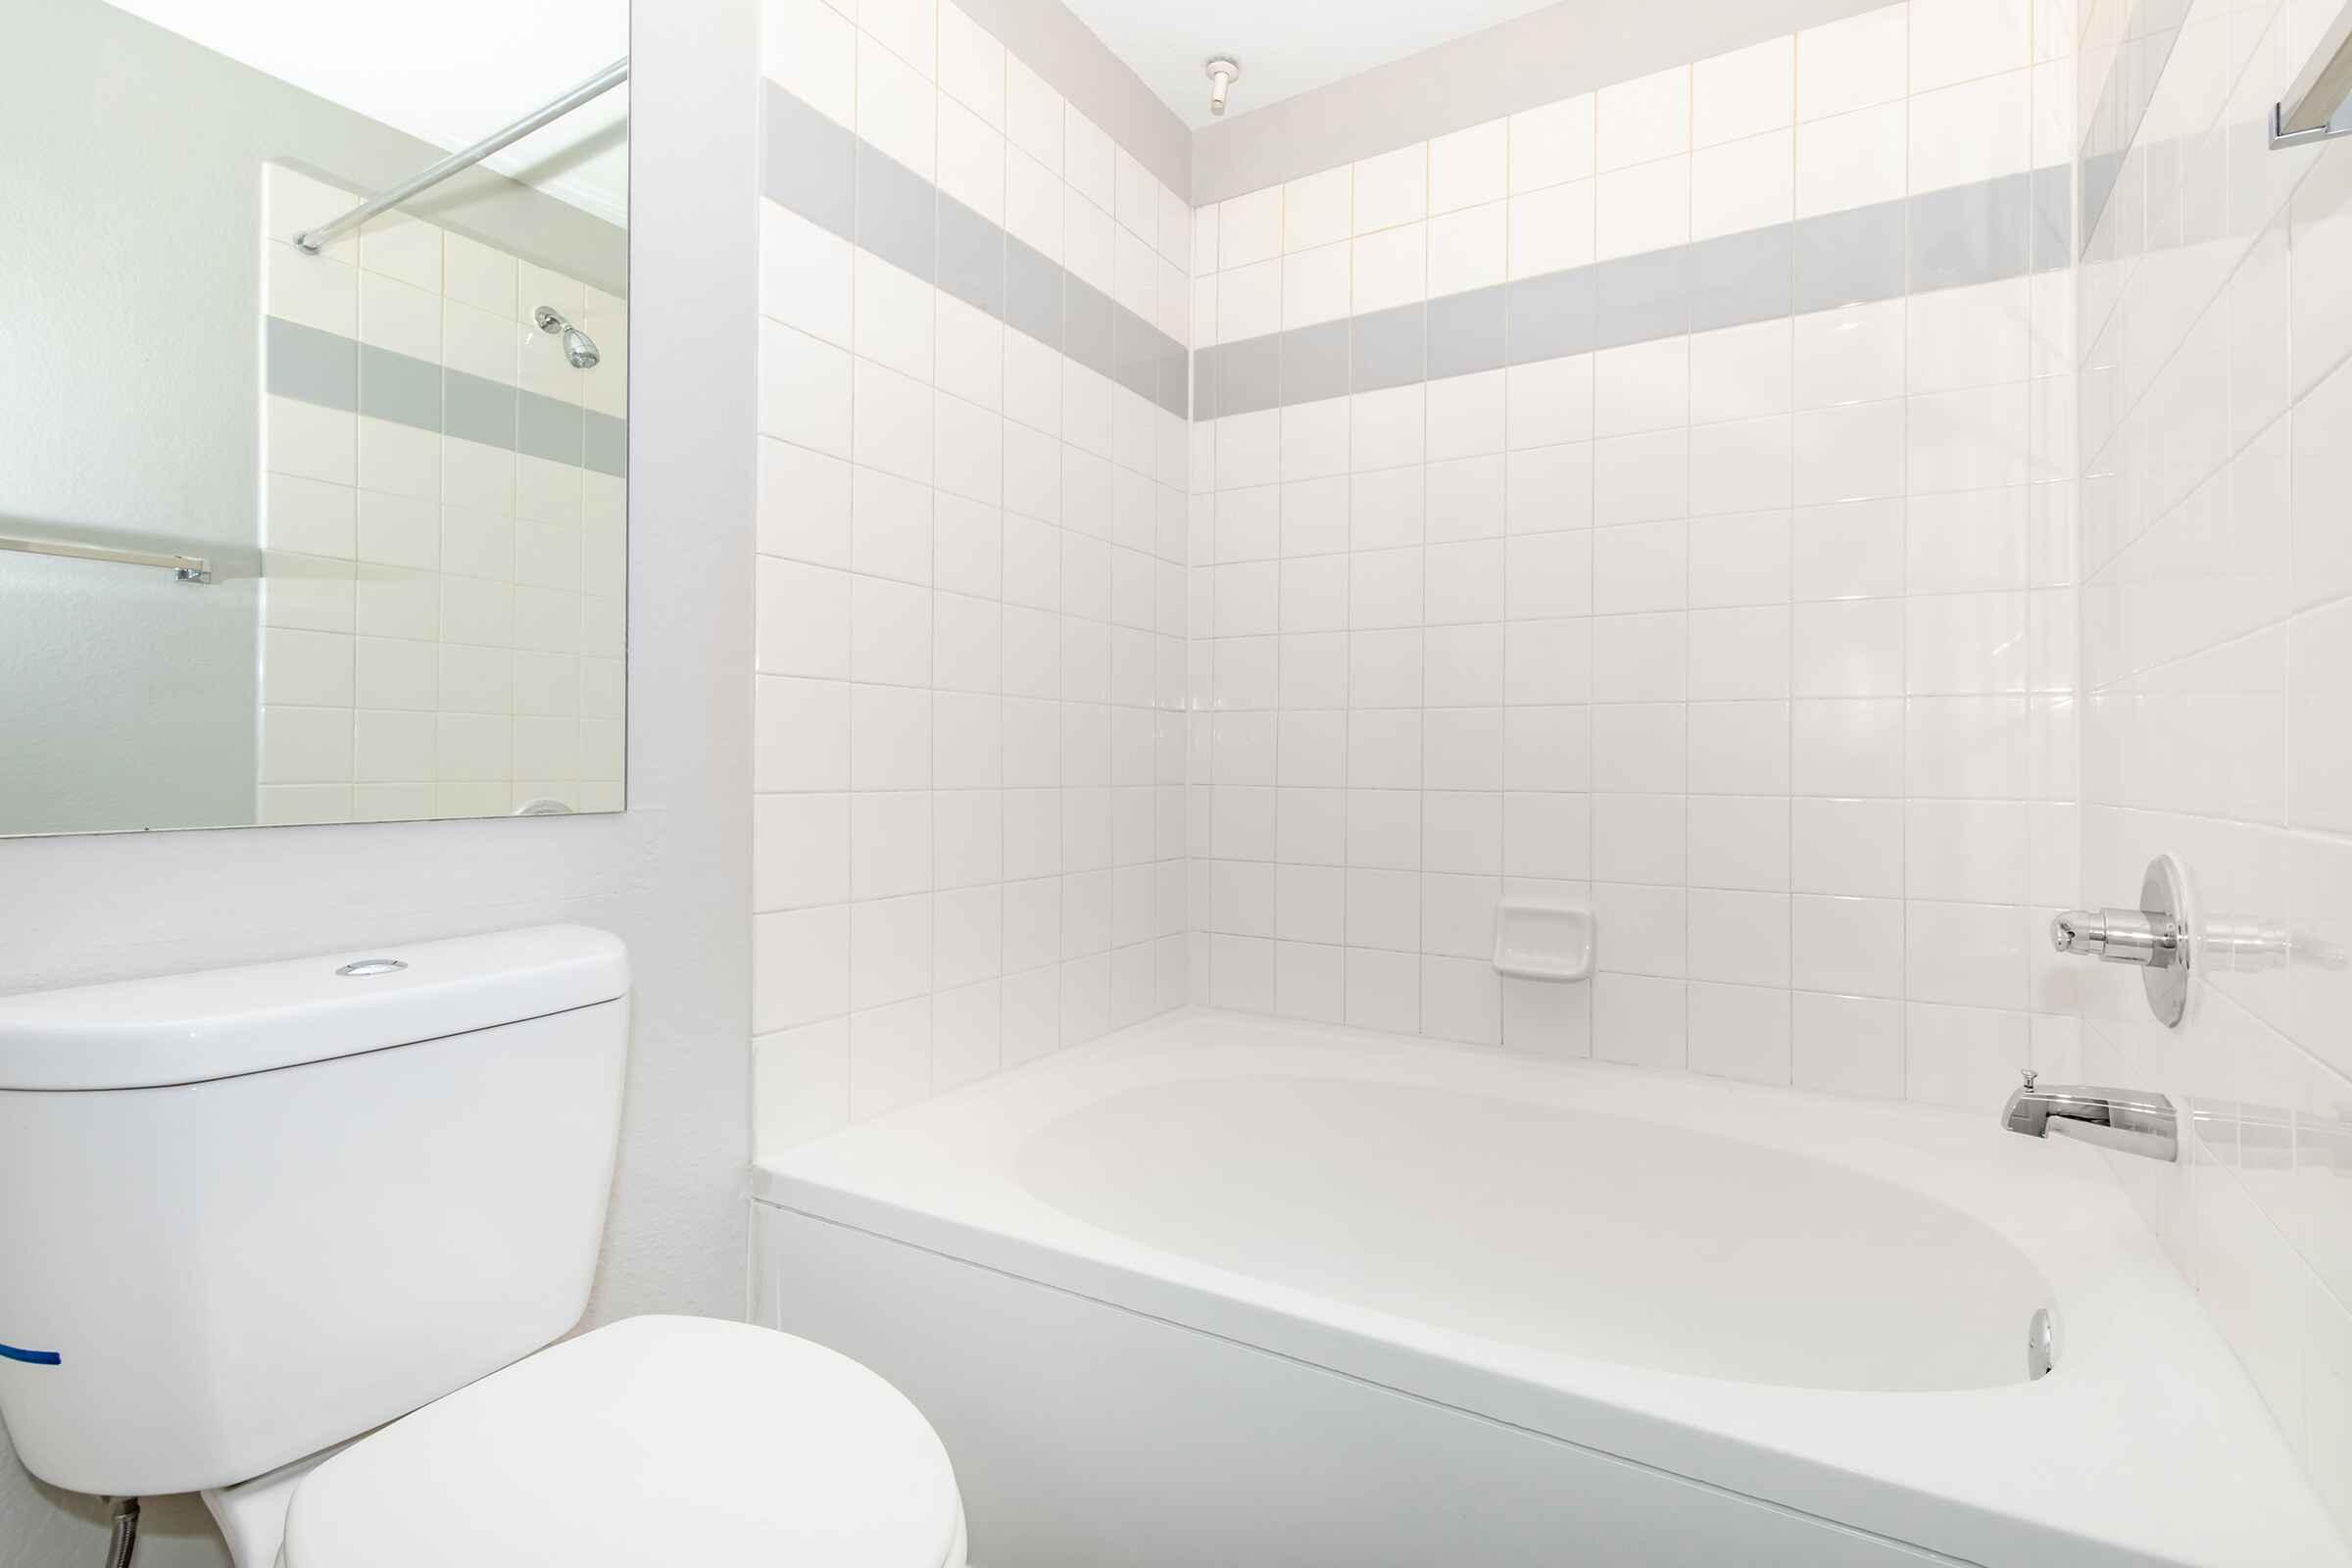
[2027,1306,2055,1380]
[335,958,409,978]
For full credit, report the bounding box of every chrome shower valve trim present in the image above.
[2048,855,2192,1027]
[2049,906,2180,966]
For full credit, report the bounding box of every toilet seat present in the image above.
[278,1316,963,1568]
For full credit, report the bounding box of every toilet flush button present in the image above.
[334,958,409,978]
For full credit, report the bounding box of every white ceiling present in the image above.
[105,0,628,225]
[1062,0,1566,129]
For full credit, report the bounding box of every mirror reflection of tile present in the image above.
[256,167,628,824]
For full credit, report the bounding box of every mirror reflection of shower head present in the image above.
[533,305,601,369]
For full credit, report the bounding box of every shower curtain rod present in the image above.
[293,57,629,253]
[2273,1,2352,147]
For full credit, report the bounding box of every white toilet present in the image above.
[0,927,964,1568]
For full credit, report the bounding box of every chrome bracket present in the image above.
[2270,100,2352,149]
[2272,6,2352,151]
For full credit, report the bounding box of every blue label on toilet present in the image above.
[0,1343,61,1366]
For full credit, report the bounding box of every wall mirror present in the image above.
[2,0,628,836]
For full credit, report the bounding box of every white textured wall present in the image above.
[0,0,759,1559]
[2074,0,2352,1534]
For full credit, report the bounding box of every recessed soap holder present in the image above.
[1493,900,1594,982]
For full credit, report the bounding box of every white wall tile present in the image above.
[1353,144,1429,233]
[1510,95,1596,193]
[858,35,938,177]
[1351,224,1428,314]
[1797,6,1909,122]
[1003,54,1063,172]
[1690,130,1795,239]
[1284,167,1352,252]
[1219,187,1281,270]
[936,2,1004,125]
[1794,102,1907,218]
[1790,991,1904,1096]
[1694,35,1795,148]
[1908,0,2031,93]
[1432,119,1510,213]
[1594,159,1690,260]
[1909,71,2032,190]
[1595,67,1690,172]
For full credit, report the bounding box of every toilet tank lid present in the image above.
[0,926,628,1091]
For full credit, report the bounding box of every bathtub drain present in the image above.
[2027,1307,2055,1379]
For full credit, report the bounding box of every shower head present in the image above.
[532,305,602,369]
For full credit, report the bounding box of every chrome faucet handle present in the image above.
[2049,906,2179,965]
[2050,909,2107,956]
[2047,856,2193,1027]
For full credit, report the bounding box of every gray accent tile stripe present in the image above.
[1791,202,1905,317]
[444,368,517,451]
[1004,236,1063,348]
[1281,319,1351,406]
[858,143,938,281]
[1505,270,1592,366]
[519,394,584,467]
[1427,290,1501,380]
[1225,336,1283,419]
[764,83,857,237]
[586,411,628,477]
[1196,164,2073,417]
[759,80,1191,419]
[1592,248,1688,350]
[358,344,440,429]
[267,317,357,413]
[268,318,626,478]
[938,196,1005,318]
[1354,303,1429,392]
[2031,165,2073,274]
[1158,340,1188,416]
[1117,310,1164,402]
[1911,172,2032,294]
[1690,225,1790,334]
[1065,275,1115,376]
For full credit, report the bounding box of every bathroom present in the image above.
[0,0,2346,1558]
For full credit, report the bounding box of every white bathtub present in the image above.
[754,1009,2346,1567]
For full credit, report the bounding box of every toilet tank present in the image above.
[0,926,629,1497]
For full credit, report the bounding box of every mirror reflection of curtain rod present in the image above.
[293,57,629,254]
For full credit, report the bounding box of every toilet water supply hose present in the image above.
[104,1496,139,1568]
